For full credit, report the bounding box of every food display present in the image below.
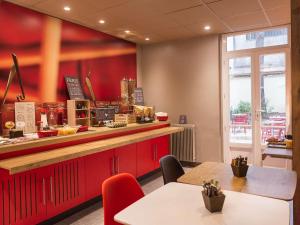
[105,121,127,128]
[57,126,79,136]
[134,105,155,123]
[266,136,285,145]
[115,114,136,124]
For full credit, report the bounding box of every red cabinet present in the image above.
[114,144,137,177]
[46,158,86,218]
[153,135,170,169]
[0,168,46,225]
[136,140,155,177]
[137,135,170,177]
[0,135,170,225]
[85,150,114,200]
[85,144,137,200]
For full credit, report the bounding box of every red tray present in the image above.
[37,130,58,138]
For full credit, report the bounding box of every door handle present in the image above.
[116,156,119,174]
[50,176,54,203]
[111,157,115,175]
[42,178,46,205]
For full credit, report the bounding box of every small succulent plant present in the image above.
[231,155,248,167]
[202,179,223,197]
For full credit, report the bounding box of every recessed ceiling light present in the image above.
[204,25,211,31]
[99,20,105,24]
[145,37,150,41]
[63,6,71,11]
[125,30,130,34]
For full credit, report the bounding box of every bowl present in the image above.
[156,116,168,121]
[57,127,79,136]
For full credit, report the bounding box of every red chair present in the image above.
[102,173,145,225]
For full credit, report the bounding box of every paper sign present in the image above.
[15,102,36,133]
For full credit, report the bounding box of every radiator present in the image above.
[171,124,196,162]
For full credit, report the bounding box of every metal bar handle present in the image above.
[111,157,115,175]
[50,176,54,203]
[116,156,120,174]
[42,178,46,205]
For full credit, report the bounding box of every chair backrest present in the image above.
[102,173,145,225]
[160,155,185,185]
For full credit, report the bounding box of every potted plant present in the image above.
[231,156,248,177]
[202,180,225,213]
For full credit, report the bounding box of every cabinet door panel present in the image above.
[0,169,46,225]
[136,140,155,177]
[115,144,137,177]
[153,135,170,169]
[85,150,114,200]
[47,158,85,218]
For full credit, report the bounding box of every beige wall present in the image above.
[138,35,222,162]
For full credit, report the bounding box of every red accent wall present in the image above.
[0,2,136,103]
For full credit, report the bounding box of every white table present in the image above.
[115,182,289,225]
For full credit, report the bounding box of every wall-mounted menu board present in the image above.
[134,88,144,105]
[65,76,85,100]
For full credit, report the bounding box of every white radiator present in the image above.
[171,124,196,162]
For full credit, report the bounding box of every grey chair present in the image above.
[159,155,185,185]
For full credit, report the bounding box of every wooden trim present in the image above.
[0,126,183,175]
[291,1,300,225]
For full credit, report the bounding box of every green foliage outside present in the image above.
[232,101,251,114]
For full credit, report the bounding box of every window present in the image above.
[227,27,288,52]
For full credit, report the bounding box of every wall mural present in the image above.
[0,2,137,104]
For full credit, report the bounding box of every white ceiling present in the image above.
[6,0,290,44]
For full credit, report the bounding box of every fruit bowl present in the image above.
[57,127,79,136]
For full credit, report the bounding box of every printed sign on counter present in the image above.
[15,102,36,133]
[65,76,85,100]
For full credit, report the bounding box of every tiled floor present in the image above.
[54,171,165,225]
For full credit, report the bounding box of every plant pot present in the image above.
[231,164,249,177]
[202,191,225,213]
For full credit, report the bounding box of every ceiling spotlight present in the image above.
[99,20,105,24]
[204,25,211,31]
[145,37,150,41]
[64,6,71,11]
[125,30,130,34]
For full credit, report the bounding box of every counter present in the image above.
[0,121,183,225]
[0,126,183,175]
[0,121,170,156]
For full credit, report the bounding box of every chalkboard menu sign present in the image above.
[65,76,85,100]
[134,88,144,105]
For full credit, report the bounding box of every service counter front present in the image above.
[0,121,183,225]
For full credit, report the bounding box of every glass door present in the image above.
[229,56,252,145]
[222,26,290,166]
[225,51,289,166]
[259,53,287,144]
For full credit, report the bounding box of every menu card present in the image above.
[65,76,85,100]
[134,88,144,105]
[15,102,36,133]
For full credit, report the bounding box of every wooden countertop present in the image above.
[0,121,170,155]
[0,126,183,175]
[178,162,297,201]
[262,147,293,160]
